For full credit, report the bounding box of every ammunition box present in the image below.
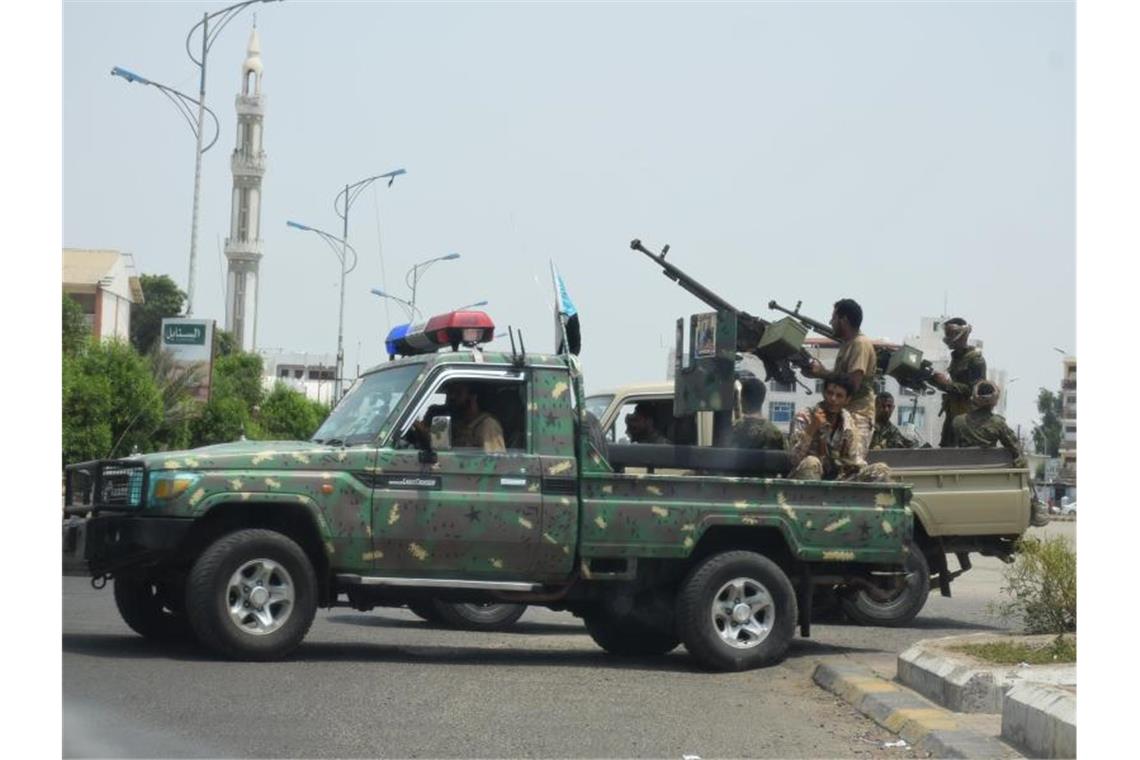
[886,345,927,385]
[756,317,808,360]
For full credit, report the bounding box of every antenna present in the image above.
[518,331,527,361]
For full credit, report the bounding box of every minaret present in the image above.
[223,25,266,351]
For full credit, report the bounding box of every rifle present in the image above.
[630,239,814,390]
[769,299,938,395]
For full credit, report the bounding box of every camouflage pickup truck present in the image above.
[63,344,913,671]
[588,381,1035,628]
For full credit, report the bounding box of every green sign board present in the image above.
[163,323,207,345]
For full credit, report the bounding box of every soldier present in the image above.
[625,402,669,444]
[930,317,986,447]
[730,377,786,450]
[869,391,916,449]
[802,298,877,454]
[950,381,1025,467]
[787,374,890,482]
[412,382,506,452]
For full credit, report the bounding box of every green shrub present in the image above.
[257,384,330,441]
[992,536,1076,634]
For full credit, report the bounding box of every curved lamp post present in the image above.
[174,0,282,316]
[335,169,406,323]
[406,253,460,314]
[287,220,358,400]
[110,65,221,315]
[370,287,422,323]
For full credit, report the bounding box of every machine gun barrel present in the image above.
[768,300,837,340]
[630,239,763,324]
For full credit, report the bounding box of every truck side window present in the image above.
[418,378,528,451]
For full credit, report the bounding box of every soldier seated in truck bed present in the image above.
[787,374,890,483]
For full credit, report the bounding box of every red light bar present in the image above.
[390,310,495,356]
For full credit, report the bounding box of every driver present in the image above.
[415,382,506,453]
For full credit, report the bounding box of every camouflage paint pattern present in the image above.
[123,349,910,583]
[579,471,911,564]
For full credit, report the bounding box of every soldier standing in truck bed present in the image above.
[930,317,986,447]
[730,377,786,450]
[801,298,877,454]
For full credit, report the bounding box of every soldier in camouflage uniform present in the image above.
[801,299,878,455]
[931,318,986,447]
[625,402,669,444]
[788,374,890,482]
[869,391,916,449]
[730,377,786,450]
[950,381,1025,468]
[412,382,506,452]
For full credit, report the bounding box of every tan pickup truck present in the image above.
[586,382,1035,627]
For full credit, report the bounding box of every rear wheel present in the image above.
[675,551,797,671]
[430,601,527,631]
[583,611,681,657]
[186,529,317,660]
[113,574,189,641]
[839,539,931,627]
[406,600,445,623]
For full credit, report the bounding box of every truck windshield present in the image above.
[312,363,424,446]
[584,394,613,422]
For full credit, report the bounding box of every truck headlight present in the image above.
[150,473,201,504]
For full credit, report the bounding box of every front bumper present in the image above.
[62,515,193,577]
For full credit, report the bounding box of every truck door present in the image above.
[371,367,549,579]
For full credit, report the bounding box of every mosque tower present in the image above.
[223,24,266,350]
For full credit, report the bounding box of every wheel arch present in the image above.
[179,499,334,606]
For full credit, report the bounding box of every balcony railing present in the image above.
[1062,379,1076,390]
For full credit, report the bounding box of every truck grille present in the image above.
[65,460,146,510]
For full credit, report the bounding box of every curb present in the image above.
[1001,683,1076,759]
[897,636,1076,714]
[813,661,1019,758]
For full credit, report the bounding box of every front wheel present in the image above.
[839,539,931,627]
[113,574,189,641]
[675,551,797,671]
[186,529,318,660]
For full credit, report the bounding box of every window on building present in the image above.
[815,380,825,394]
[769,401,795,425]
[1064,425,1076,434]
[321,370,335,381]
[293,369,304,379]
[872,377,887,394]
[769,379,795,393]
[238,188,250,239]
[279,369,289,378]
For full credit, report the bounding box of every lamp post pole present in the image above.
[180,0,281,316]
[406,253,461,314]
[334,169,406,325]
[287,221,357,400]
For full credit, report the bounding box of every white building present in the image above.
[1058,356,1076,496]
[259,350,338,406]
[223,25,267,352]
[62,248,145,342]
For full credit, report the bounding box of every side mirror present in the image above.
[430,415,452,451]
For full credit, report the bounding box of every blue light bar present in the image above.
[385,323,411,360]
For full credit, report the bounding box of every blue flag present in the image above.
[551,263,581,355]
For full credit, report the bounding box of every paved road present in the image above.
[62,522,1071,758]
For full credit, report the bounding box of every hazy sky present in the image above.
[63,0,1074,433]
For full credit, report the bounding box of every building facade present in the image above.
[259,350,338,406]
[1058,356,1077,495]
[223,26,267,351]
[62,248,144,342]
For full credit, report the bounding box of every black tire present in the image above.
[839,539,931,627]
[430,601,527,631]
[675,550,797,671]
[583,612,681,657]
[113,574,189,641]
[185,529,318,661]
[406,600,445,623]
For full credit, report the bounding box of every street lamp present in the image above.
[174,0,282,316]
[287,220,358,400]
[110,65,221,311]
[456,300,489,310]
[370,288,422,322]
[335,169,406,324]
[406,253,461,314]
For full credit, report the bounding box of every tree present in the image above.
[130,274,186,355]
[62,340,164,464]
[212,352,265,410]
[148,347,207,452]
[1031,388,1063,457]
[257,384,330,441]
[214,329,237,358]
[62,294,89,356]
